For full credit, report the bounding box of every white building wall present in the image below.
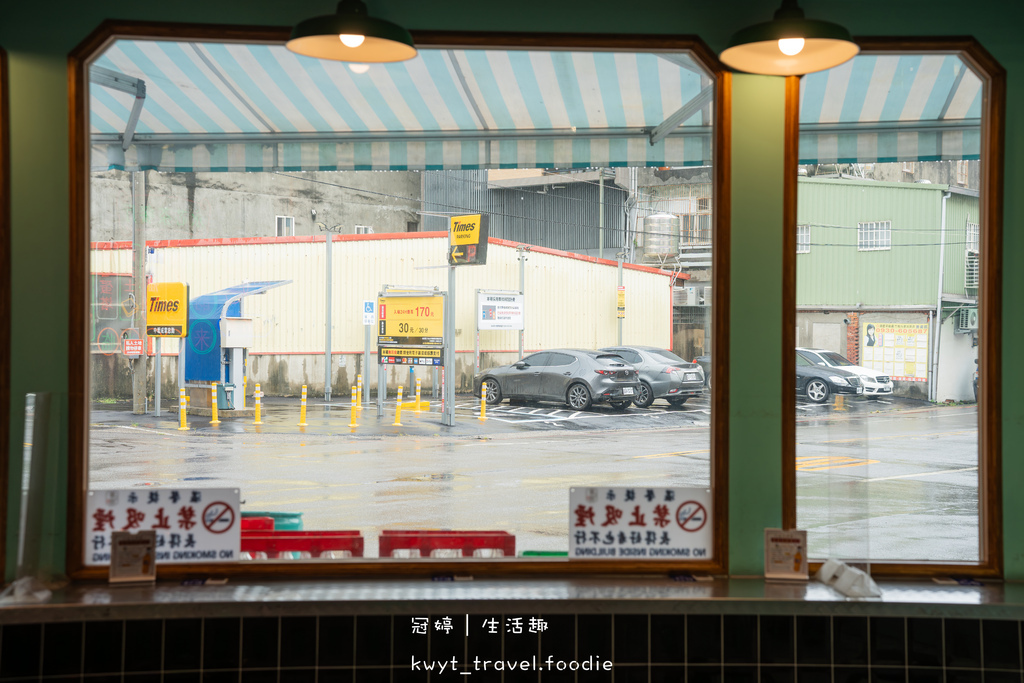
[935,315,978,402]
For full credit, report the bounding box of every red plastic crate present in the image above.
[379,530,515,558]
[241,516,275,531]
[241,530,364,558]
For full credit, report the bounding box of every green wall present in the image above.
[2,0,1022,579]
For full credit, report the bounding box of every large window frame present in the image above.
[68,24,732,579]
[0,47,10,583]
[782,38,1005,577]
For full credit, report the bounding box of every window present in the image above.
[75,32,724,576]
[957,160,970,186]
[857,220,891,251]
[275,216,294,237]
[796,224,810,253]
[967,221,980,252]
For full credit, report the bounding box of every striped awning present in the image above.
[799,54,983,165]
[90,41,715,172]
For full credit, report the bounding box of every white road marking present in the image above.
[114,425,191,438]
[860,466,978,483]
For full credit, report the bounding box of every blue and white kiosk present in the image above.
[180,281,290,410]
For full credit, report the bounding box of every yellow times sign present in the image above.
[146,282,189,337]
[450,214,482,246]
[378,296,443,340]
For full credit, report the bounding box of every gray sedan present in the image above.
[599,346,705,407]
[473,349,641,410]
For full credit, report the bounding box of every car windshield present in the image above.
[821,351,855,366]
[649,349,687,364]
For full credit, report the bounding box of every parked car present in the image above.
[974,358,979,402]
[796,352,863,403]
[694,355,711,389]
[473,349,641,410]
[796,347,893,397]
[599,345,705,407]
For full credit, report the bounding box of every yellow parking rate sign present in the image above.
[146,282,189,337]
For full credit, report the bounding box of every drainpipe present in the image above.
[929,191,952,401]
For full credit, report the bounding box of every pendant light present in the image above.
[286,0,417,63]
[720,0,858,76]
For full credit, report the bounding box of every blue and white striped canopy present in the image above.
[799,54,983,165]
[90,41,714,172]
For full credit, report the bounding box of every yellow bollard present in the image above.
[210,383,221,424]
[254,383,263,425]
[393,385,404,426]
[415,378,422,413]
[242,373,247,410]
[834,394,846,412]
[298,384,308,426]
[349,386,359,428]
[177,388,188,431]
[356,374,363,411]
[480,382,487,420]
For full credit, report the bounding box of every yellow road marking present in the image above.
[796,455,879,471]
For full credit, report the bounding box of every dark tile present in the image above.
[83,676,123,683]
[983,619,1020,670]
[393,668,422,683]
[354,669,390,683]
[723,615,757,664]
[502,670,539,683]
[124,620,163,673]
[945,672,981,683]
[83,620,124,674]
[540,670,574,683]
[834,618,869,665]
[983,672,1021,683]
[907,670,942,683]
[870,618,905,667]
[797,668,832,683]
[241,617,279,669]
[355,616,391,667]
[317,670,353,683]
[687,666,722,683]
[392,618,429,667]
[870,668,906,683]
[760,616,795,664]
[279,670,316,683]
[650,615,685,664]
[503,625,539,664]
[280,617,316,668]
[202,674,239,683]
[577,615,612,659]
[796,616,831,666]
[834,667,870,683]
[761,666,795,683]
[1,624,42,679]
[124,674,162,683]
[241,670,277,683]
[907,619,942,668]
[613,665,649,683]
[722,665,757,683]
[650,664,686,683]
[540,615,575,662]
[687,615,721,664]
[465,614,502,666]
[164,673,203,683]
[429,615,463,666]
[945,619,982,668]
[203,618,241,671]
[319,616,355,667]
[614,615,648,664]
[164,619,202,671]
[43,621,83,676]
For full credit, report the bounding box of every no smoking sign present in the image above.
[202,501,237,534]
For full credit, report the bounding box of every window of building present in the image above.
[967,220,980,252]
[275,216,294,237]
[958,160,970,186]
[796,224,810,254]
[857,220,891,251]
[73,31,726,576]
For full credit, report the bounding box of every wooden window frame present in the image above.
[67,23,732,579]
[781,37,1005,578]
[0,47,10,583]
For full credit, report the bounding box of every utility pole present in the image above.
[517,245,529,359]
[598,169,605,259]
[131,171,148,415]
[320,218,343,401]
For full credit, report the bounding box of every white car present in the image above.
[796,348,894,397]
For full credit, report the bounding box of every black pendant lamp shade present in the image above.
[286,0,417,63]
[720,0,859,76]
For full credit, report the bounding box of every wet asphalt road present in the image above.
[88,393,978,561]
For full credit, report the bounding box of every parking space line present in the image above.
[861,466,977,482]
[631,449,709,459]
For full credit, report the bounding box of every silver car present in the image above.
[473,349,641,410]
[600,345,705,407]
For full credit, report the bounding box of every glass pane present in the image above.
[796,53,983,563]
[86,40,716,562]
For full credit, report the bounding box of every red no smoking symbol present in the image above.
[676,501,708,532]
[202,502,236,534]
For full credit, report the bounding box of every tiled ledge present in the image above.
[2,577,1023,624]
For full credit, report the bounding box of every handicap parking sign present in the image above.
[362,300,375,325]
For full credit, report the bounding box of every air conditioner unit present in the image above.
[958,307,979,331]
[703,286,712,306]
[682,286,698,306]
[355,225,374,235]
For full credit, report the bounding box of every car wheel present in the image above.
[805,379,830,403]
[609,400,630,410]
[668,397,688,407]
[483,378,502,405]
[633,381,655,408]
[566,383,593,410]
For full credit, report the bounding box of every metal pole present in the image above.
[519,247,526,359]
[618,258,624,345]
[155,337,162,417]
[378,361,386,418]
[474,288,480,375]
[598,170,605,260]
[131,171,148,415]
[325,233,332,401]
[442,269,456,426]
[363,322,371,406]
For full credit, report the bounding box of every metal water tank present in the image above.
[642,213,680,258]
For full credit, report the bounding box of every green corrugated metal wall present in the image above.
[796,178,954,307]
[943,192,981,297]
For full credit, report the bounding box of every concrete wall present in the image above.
[935,315,979,402]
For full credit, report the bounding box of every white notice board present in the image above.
[568,487,712,560]
[478,292,525,330]
[86,488,241,566]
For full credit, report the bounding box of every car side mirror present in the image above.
[514,361,528,369]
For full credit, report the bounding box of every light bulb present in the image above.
[778,38,805,56]
[339,34,366,48]
[348,63,370,74]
